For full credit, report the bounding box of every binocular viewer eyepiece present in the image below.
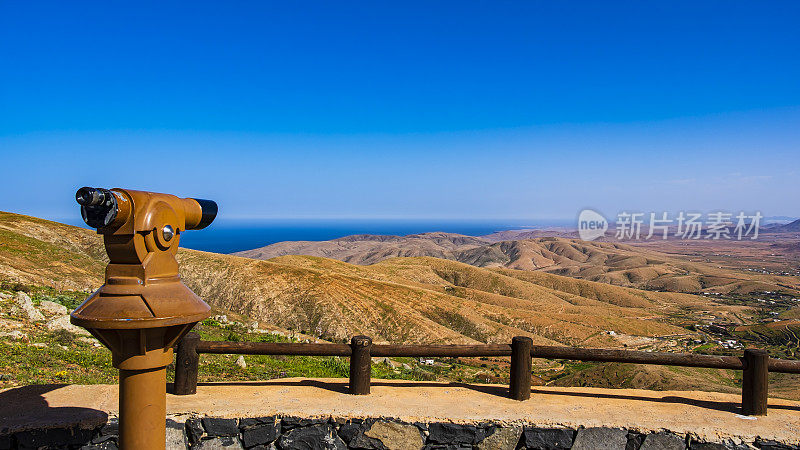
[76,186,217,231]
[76,186,115,207]
[76,187,120,229]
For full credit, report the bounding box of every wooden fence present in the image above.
[173,333,800,416]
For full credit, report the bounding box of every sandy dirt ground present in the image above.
[1,379,799,444]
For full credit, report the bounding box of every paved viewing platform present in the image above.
[2,379,799,446]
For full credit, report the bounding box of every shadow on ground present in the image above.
[0,384,108,434]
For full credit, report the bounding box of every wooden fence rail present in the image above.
[174,333,800,416]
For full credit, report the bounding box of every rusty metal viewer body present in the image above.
[71,187,217,450]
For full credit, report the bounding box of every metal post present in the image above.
[174,332,200,395]
[349,335,372,395]
[742,348,769,416]
[120,368,167,449]
[510,336,532,400]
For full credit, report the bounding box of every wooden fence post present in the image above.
[349,335,372,395]
[742,348,769,415]
[174,332,200,395]
[509,336,533,401]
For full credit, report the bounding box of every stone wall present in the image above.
[2,415,797,450]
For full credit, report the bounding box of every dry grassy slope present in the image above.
[549,362,742,395]
[261,255,740,345]
[177,251,483,344]
[0,211,738,347]
[0,211,105,290]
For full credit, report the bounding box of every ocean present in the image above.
[174,218,572,254]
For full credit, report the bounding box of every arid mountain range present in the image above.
[768,218,800,233]
[0,211,771,347]
[236,231,800,296]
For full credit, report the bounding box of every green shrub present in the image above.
[52,329,76,345]
[202,318,222,327]
[225,331,242,342]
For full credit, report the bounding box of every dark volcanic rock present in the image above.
[276,423,346,450]
[640,432,684,450]
[337,422,363,444]
[280,416,329,430]
[99,419,119,438]
[626,432,646,450]
[241,423,281,448]
[186,418,205,443]
[203,418,240,437]
[337,422,385,450]
[755,438,799,450]
[521,427,576,449]
[476,426,522,450]
[571,427,627,450]
[90,423,117,446]
[413,422,429,433]
[348,433,386,450]
[427,423,488,445]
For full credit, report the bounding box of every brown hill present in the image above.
[487,239,799,295]
[0,211,744,347]
[481,228,580,241]
[239,234,800,296]
[768,219,800,233]
[236,232,490,265]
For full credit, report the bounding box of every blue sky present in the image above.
[1,2,798,221]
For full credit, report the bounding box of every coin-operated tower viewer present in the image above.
[71,187,217,450]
